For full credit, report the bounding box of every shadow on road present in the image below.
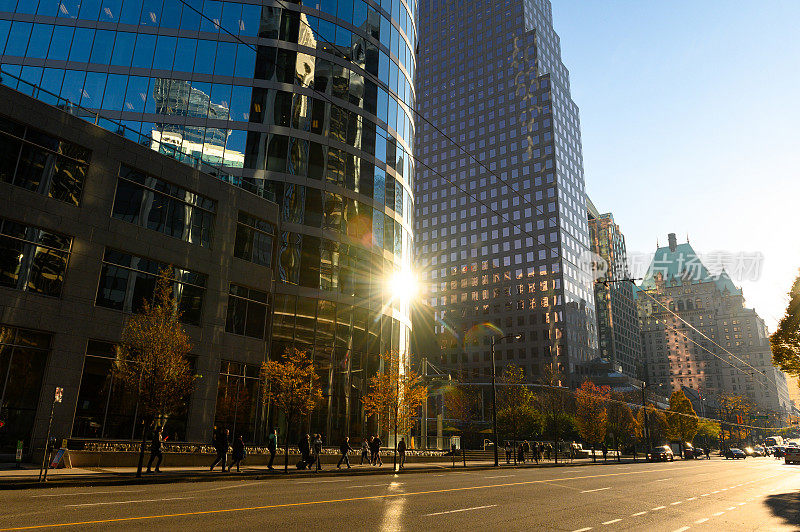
[764,488,800,529]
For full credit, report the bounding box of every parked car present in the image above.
[647,445,675,462]
[681,443,701,459]
[724,448,746,459]
[753,446,766,457]
[785,447,800,464]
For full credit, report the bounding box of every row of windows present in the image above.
[233,211,276,268]
[95,248,207,325]
[0,217,72,297]
[225,283,270,339]
[0,114,89,206]
[112,164,216,248]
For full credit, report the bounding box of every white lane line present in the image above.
[670,501,683,506]
[631,511,647,516]
[601,519,621,525]
[687,497,697,501]
[424,504,497,517]
[712,490,720,494]
[726,506,736,511]
[672,527,690,532]
[571,528,593,532]
[581,487,611,493]
[652,505,667,510]
[655,478,672,482]
[65,497,192,508]
[700,493,710,497]
[484,475,515,479]
[695,518,709,524]
[33,489,142,498]
[295,479,351,484]
[346,484,394,488]
[712,511,725,517]
[737,502,746,506]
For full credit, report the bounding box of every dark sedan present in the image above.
[647,445,675,462]
[724,448,746,459]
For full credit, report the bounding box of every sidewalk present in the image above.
[0,455,650,490]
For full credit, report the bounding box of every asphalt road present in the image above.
[2,457,799,531]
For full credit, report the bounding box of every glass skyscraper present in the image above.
[0,0,416,441]
[414,0,597,385]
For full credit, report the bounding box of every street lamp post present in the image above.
[490,333,521,467]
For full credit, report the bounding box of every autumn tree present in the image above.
[362,351,427,469]
[114,268,196,477]
[443,384,483,441]
[717,393,753,447]
[665,390,699,457]
[496,365,539,447]
[696,418,721,447]
[771,272,800,377]
[576,380,610,460]
[637,403,667,447]
[607,394,638,461]
[536,364,569,463]
[261,348,323,472]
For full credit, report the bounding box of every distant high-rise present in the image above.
[587,197,642,378]
[637,234,792,421]
[414,0,597,385]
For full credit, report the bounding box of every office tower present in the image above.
[587,197,642,378]
[637,233,792,421]
[414,0,597,385]
[0,0,416,444]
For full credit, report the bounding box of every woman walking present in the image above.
[228,435,246,472]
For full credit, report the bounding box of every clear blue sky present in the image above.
[551,0,800,330]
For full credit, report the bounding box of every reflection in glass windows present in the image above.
[233,212,276,268]
[112,164,216,247]
[0,114,90,206]
[0,325,50,452]
[0,217,72,297]
[72,340,192,440]
[95,249,207,325]
[226,284,270,340]
[215,361,261,443]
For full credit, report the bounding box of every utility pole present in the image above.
[39,386,62,482]
[490,336,499,467]
[641,382,651,450]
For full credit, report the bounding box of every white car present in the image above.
[785,447,800,464]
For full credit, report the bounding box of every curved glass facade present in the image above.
[0,0,415,441]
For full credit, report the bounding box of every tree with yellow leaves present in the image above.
[665,390,699,456]
[362,351,427,469]
[261,348,323,472]
[576,380,610,461]
[114,268,196,478]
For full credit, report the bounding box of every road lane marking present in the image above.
[652,506,666,510]
[726,506,736,511]
[601,519,621,525]
[423,504,497,517]
[672,527,690,532]
[346,484,395,488]
[484,475,515,479]
[670,501,682,505]
[712,511,725,517]
[687,497,697,501]
[655,478,672,482]
[700,493,709,497]
[0,466,717,531]
[695,518,709,524]
[580,487,611,493]
[32,490,143,498]
[65,497,192,508]
[631,511,647,516]
[737,502,746,505]
[571,528,593,532]
[294,479,351,484]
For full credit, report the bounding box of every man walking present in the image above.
[397,437,407,470]
[371,435,383,466]
[146,425,163,473]
[267,428,278,470]
[228,435,246,472]
[299,434,311,469]
[313,433,323,472]
[338,436,353,469]
[360,438,370,465]
[210,428,229,471]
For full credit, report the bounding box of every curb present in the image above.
[0,458,652,491]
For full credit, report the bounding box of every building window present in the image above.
[112,164,216,247]
[0,217,72,297]
[215,361,261,442]
[226,284,270,339]
[95,249,207,325]
[73,340,193,440]
[0,114,90,206]
[234,211,276,267]
[0,325,50,453]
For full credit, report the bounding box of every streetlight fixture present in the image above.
[490,332,522,467]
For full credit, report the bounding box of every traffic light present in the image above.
[736,415,743,424]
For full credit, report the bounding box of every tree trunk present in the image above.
[284,416,291,473]
[135,418,148,478]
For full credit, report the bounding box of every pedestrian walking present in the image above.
[518,442,525,463]
[602,443,608,463]
[210,428,229,471]
[298,434,312,469]
[505,442,512,464]
[371,435,383,466]
[523,440,530,459]
[313,433,323,471]
[338,436,353,469]
[267,428,278,470]
[146,425,163,473]
[397,437,407,470]
[704,446,710,459]
[229,435,246,472]
[360,438,370,465]
[545,443,551,460]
